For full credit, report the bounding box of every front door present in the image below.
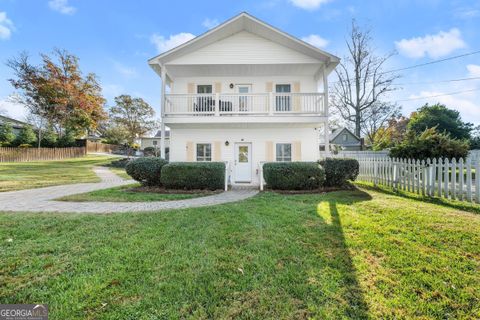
[234,143,252,183]
[236,84,252,112]
[275,84,291,111]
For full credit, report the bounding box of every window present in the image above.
[196,143,212,161]
[197,85,212,94]
[152,140,158,146]
[276,143,292,162]
[342,134,348,142]
[275,84,291,111]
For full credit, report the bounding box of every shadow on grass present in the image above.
[356,182,480,215]
[315,190,372,319]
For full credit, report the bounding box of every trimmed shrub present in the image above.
[263,162,325,190]
[319,158,359,187]
[161,162,225,190]
[108,158,131,168]
[125,157,168,186]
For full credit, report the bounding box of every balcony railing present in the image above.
[164,93,326,116]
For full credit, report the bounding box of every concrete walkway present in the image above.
[0,167,258,214]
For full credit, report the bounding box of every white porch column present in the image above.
[160,66,166,159]
[322,67,330,155]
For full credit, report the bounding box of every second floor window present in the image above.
[276,143,292,162]
[196,143,212,161]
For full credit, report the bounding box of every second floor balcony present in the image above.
[164,92,326,118]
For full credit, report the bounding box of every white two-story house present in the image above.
[148,12,339,186]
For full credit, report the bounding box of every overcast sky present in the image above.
[0,0,479,125]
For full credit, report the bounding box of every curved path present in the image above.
[0,167,258,214]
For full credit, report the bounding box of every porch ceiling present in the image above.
[165,63,323,79]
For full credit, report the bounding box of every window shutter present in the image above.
[265,141,274,161]
[186,141,194,161]
[214,82,222,93]
[293,82,301,112]
[187,83,195,94]
[213,141,222,161]
[265,82,273,93]
[293,141,302,161]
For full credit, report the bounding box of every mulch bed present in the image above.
[127,185,222,195]
[266,183,357,194]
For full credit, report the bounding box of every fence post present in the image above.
[459,158,464,201]
[373,160,378,186]
[475,160,480,204]
[466,158,472,202]
[451,158,457,200]
[444,158,450,199]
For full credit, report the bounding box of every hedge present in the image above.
[161,162,225,190]
[319,158,359,187]
[263,162,325,190]
[125,157,168,186]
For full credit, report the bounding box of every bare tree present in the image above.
[331,20,400,138]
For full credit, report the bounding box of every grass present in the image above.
[58,183,210,202]
[106,166,130,180]
[1,187,479,319]
[0,155,119,192]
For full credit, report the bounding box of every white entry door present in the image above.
[236,84,252,112]
[234,143,252,183]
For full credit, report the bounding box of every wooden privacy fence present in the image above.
[85,141,119,153]
[357,157,480,203]
[0,147,86,162]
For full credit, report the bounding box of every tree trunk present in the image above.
[355,112,361,137]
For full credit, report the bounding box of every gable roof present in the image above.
[330,127,361,142]
[0,115,28,128]
[148,12,340,76]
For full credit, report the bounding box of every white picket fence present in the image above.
[357,157,480,203]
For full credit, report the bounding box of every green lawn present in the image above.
[58,183,211,202]
[0,155,119,192]
[1,187,479,319]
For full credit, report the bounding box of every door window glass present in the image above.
[238,146,249,163]
[275,84,291,111]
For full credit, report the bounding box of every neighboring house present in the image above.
[329,127,363,151]
[148,12,339,186]
[140,130,170,150]
[0,115,27,136]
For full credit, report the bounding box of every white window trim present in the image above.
[274,83,292,93]
[196,84,213,94]
[275,142,292,162]
[195,142,212,162]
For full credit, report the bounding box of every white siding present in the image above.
[167,31,320,65]
[170,127,319,185]
[171,76,318,94]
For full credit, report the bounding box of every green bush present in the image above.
[108,158,131,168]
[125,157,168,186]
[0,122,16,145]
[161,162,225,190]
[319,158,359,187]
[14,125,36,146]
[389,127,469,160]
[263,162,325,190]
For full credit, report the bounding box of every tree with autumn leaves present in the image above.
[7,49,107,145]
